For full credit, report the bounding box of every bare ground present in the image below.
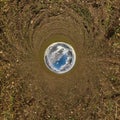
[0,0,120,120]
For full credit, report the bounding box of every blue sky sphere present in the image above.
[44,42,76,74]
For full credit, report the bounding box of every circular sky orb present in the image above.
[44,42,76,74]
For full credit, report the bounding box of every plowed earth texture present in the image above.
[0,0,120,120]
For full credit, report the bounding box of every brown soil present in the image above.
[0,0,120,120]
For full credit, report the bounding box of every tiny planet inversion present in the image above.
[44,42,76,74]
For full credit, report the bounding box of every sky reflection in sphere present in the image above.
[44,42,76,74]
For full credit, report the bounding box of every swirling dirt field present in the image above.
[0,0,120,120]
